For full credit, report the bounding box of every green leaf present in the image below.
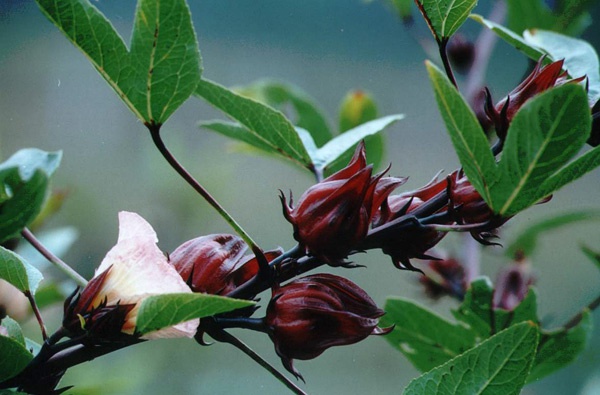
[36,0,201,125]
[135,292,255,335]
[1,317,26,347]
[491,84,591,216]
[0,149,62,242]
[426,61,498,208]
[470,15,545,61]
[0,247,43,295]
[0,390,28,395]
[0,334,33,382]
[452,277,494,338]
[528,310,592,382]
[195,78,312,168]
[234,79,332,147]
[415,0,478,41]
[506,0,595,36]
[200,121,276,154]
[506,0,555,35]
[506,210,600,258]
[382,297,477,372]
[523,29,600,106]
[312,115,403,172]
[403,322,539,395]
[538,144,600,199]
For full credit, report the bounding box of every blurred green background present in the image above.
[1,1,600,394]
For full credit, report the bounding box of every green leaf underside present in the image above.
[523,29,600,106]
[426,61,497,207]
[36,0,201,125]
[506,210,600,258]
[403,322,539,395]
[492,85,591,216]
[0,335,34,382]
[383,298,477,372]
[470,15,545,60]
[416,0,478,41]
[135,293,255,335]
[312,115,403,172]
[0,149,62,243]
[0,248,43,295]
[528,310,592,382]
[195,78,312,168]
[234,79,333,147]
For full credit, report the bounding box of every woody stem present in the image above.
[22,228,88,287]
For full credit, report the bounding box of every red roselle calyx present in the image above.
[485,58,586,141]
[170,234,282,297]
[265,273,390,380]
[281,142,405,264]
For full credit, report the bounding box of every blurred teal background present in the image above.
[1,1,600,394]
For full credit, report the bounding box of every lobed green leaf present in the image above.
[426,61,497,208]
[136,292,255,335]
[36,0,201,125]
[403,322,539,395]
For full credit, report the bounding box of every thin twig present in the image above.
[564,293,600,330]
[21,228,87,287]
[439,38,458,89]
[25,291,48,340]
[146,123,269,272]
[217,329,308,395]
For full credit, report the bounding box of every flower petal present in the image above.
[95,212,198,339]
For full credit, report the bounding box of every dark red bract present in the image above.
[265,273,390,379]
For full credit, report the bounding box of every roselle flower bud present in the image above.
[419,257,466,300]
[170,234,282,296]
[447,34,475,74]
[493,262,535,311]
[265,274,390,379]
[486,58,585,140]
[63,212,198,341]
[281,142,404,264]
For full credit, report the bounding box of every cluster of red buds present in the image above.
[54,57,593,388]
